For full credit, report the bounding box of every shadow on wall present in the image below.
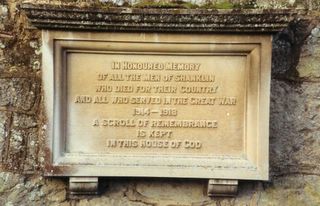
[269,20,320,178]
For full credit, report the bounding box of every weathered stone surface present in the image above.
[21,3,305,33]
[127,179,209,205]
[0,111,9,159]
[0,78,38,111]
[0,172,24,194]
[77,196,151,206]
[5,129,27,171]
[0,5,8,30]
[23,129,40,172]
[0,172,320,205]
[1,127,40,172]
[12,113,37,129]
[271,20,319,79]
[0,173,68,205]
[259,176,320,206]
[268,23,320,179]
[24,0,320,9]
[0,0,319,205]
[270,80,320,177]
[297,25,320,80]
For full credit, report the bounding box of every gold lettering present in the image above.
[217,97,237,105]
[93,119,99,126]
[184,140,202,149]
[130,96,162,104]
[153,86,177,93]
[111,61,201,71]
[114,85,134,93]
[180,86,218,94]
[74,95,92,103]
[111,96,130,104]
[136,86,152,93]
[150,120,218,128]
[148,130,173,139]
[96,85,112,92]
[101,119,136,127]
[174,74,215,82]
[93,96,109,104]
[109,74,124,81]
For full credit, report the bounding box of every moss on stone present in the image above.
[202,2,235,9]
[240,0,257,9]
[133,0,258,9]
[134,1,180,8]
[133,0,199,9]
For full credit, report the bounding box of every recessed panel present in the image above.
[66,52,246,156]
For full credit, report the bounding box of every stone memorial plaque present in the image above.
[43,31,271,180]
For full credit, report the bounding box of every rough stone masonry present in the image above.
[0,0,320,205]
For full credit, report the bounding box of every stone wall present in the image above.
[0,0,319,205]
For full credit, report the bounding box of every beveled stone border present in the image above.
[42,31,271,180]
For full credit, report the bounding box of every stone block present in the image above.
[270,80,320,176]
[0,78,38,111]
[0,111,9,161]
[24,130,39,172]
[0,5,8,30]
[2,127,38,172]
[259,176,320,206]
[12,113,37,129]
[298,25,320,80]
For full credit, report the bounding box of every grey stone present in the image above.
[10,129,24,150]
[312,27,320,38]
[3,128,39,171]
[270,80,320,176]
[133,179,209,205]
[297,24,320,80]
[24,130,40,172]
[12,113,37,129]
[0,112,8,157]
[21,3,299,33]
[259,175,320,206]
[0,172,24,193]
[271,20,317,79]
[0,6,8,20]
[0,78,38,111]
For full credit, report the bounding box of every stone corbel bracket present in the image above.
[20,3,311,33]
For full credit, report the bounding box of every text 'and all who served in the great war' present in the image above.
[72,60,238,150]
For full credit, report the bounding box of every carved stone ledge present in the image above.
[20,3,309,33]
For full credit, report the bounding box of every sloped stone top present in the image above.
[21,3,310,33]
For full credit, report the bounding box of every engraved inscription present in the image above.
[112,61,201,71]
[67,54,246,155]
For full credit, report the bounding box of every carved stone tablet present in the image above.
[43,31,271,180]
